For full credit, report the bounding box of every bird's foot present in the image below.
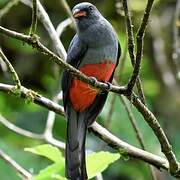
[104,81,111,91]
[89,76,98,85]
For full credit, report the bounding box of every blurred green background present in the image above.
[0,0,179,179]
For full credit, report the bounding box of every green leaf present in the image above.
[25,144,64,163]
[34,163,66,180]
[28,148,120,180]
[86,151,120,179]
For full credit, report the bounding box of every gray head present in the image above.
[72,2,102,31]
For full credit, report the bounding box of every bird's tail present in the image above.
[66,109,88,180]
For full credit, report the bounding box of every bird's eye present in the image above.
[89,6,94,11]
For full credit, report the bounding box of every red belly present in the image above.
[69,62,116,112]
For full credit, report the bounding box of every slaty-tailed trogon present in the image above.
[62,2,121,180]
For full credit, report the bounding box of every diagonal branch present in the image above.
[0,83,65,115]
[0,0,20,18]
[0,113,65,149]
[0,82,173,175]
[130,93,180,175]
[58,0,76,29]
[119,95,157,180]
[0,148,32,179]
[91,122,169,171]
[0,114,43,139]
[0,25,127,95]
[120,95,145,149]
[56,18,72,38]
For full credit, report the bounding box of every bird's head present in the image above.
[72,2,101,31]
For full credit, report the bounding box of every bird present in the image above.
[61,2,121,180]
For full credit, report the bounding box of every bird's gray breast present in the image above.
[79,19,119,66]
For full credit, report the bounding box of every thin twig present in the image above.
[104,95,116,129]
[0,113,65,149]
[44,91,62,143]
[56,18,72,38]
[58,0,76,29]
[0,49,21,88]
[120,95,145,149]
[121,0,146,105]
[117,42,128,81]
[126,0,154,97]
[44,111,56,138]
[29,0,38,35]
[0,47,7,72]
[0,114,43,139]
[20,0,67,59]
[0,0,20,18]
[0,148,32,179]
[43,95,59,139]
[0,55,7,72]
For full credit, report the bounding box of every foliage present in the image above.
[25,144,120,180]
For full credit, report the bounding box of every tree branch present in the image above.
[0,25,127,95]
[0,0,20,18]
[0,148,32,179]
[58,0,76,29]
[0,83,65,115]
[0,114,43,139]
[0,49,21,88]
[130,93,180,175]
[0,113,65,149]
[0,82,172,173]
[29,0,37,35]
[120,95,145,149]
[90,122,169,171]
[127,0,155,93]
[56,18,72,38]
[20,0,67,59]
[121,0,146,105]
[0,25,179,176]
[119,95,158,180]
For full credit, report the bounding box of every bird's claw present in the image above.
[105,81,111,90]
[89,76,98,84]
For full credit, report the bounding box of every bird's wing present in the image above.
[61,34,88,111]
